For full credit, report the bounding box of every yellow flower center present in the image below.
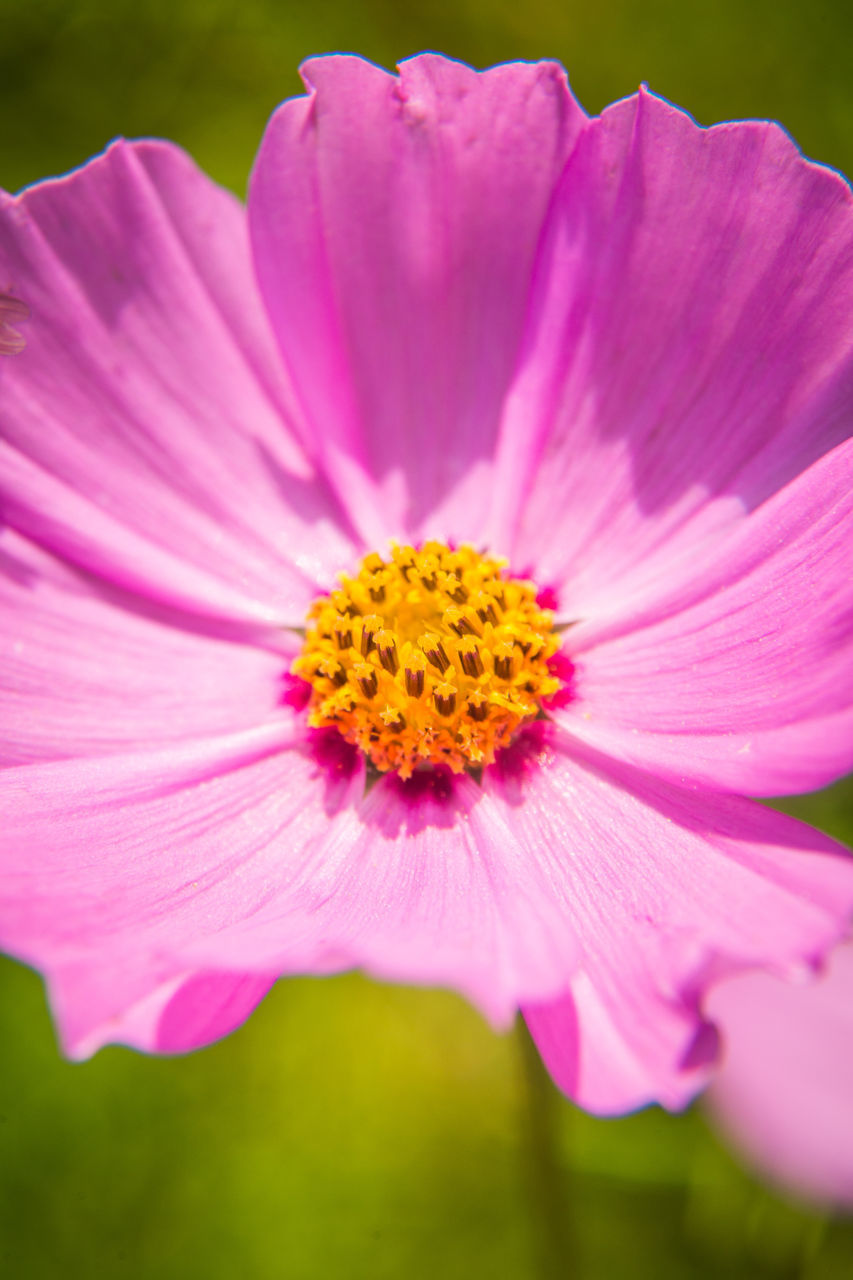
[293,543,562,779]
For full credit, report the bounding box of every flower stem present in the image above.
[514,1016,575,1278]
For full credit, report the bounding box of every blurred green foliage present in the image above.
[3,0,853,194]
[1,1,852,1276]
[3,957,853,1280]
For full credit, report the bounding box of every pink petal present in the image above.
[0,726,581,1035]
[48,960,275,1059]
[249,53,585,545]
[707,941,853,1206]
[494,728,853,1115]
[189,765,585,1025]
[0,723,350,977]
[559,436,853,795]
[0,139,357,625]
[524,986,718,1117]
[3,724,850,1084]
[0,527,289,765]
[496,88,853,615]
[0,726,360,1049]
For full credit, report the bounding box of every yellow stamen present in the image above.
[292,542,562,779]
[433,681,457,717]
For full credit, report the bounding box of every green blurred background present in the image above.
[1,1,852,1276]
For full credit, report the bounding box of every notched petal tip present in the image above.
[295,49,581,127]
[298,50,394,97]
[606,79,853,200]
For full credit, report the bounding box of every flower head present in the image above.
[1,54,852,1113]
[293,542,564,778]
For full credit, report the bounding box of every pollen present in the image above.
[292,543,563,779]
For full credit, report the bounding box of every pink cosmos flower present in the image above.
[1,54,852,1115]
[706,939,853,1206]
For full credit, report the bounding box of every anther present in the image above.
[375,628,399,675]
[457,636,485,678]
[441,573,468,604]
[392,548,417,580]
[318,657,348,687]
[354,663,378,699]
[333,616,353,650]
[444,607,477,637]
[467,690,489,721]
[360,614,382,657]
[472,592,499,626]
[331,590,358,617]
[368,573,387,603]
[419,633,451,674]
[404,651,427,698]
[493,641,515,681]
[419,555,438,591]
[433,682,457,717]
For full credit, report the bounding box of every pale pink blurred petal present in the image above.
[0,140,358,625]
[494,89,853,615]
[707,942,853,1206]
[249,53,585,545]
[558,436,853,795]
